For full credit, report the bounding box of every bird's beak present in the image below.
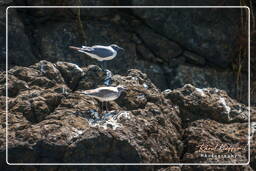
[120,47,125,51]
[69,46,81,51]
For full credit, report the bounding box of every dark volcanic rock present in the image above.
[0,2,252,169]
[181,165,253,171]
[1,61,183,166]
[132,8,242,68]
[1,6,37,67]
[167,64,250,105]
[2,5,249,105]
[55,61,84,90]
[136,27,183,63]
[164,84,248,124]
[182,51,206,66]
[251,108,256,171]
[131,0,240,6]
[30,60,65,84]
[159,165,253,171]
[77,65,106,90]
[0,61,252,171]
[182,119,248,163]
[33,21,80,62]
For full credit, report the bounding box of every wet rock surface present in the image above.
[0,61,253,171]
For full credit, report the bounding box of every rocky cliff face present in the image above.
[0,0,254,105]
[0,0,255,170]
[0,61,254,170]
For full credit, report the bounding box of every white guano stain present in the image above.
[195,88,206,97]
[88,111,131,130]
[218,97,231,120]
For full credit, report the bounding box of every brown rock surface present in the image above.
[1,2,251,106]
[0,61,253,171]
[164,84,248,124]
[0,0,254,170]
[1,61,182,165]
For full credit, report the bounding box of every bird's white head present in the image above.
[117,85,126,93]
[110,44,124,51]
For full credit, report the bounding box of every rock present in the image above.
[1,1,253,168]
[251,108,256,170]
[3,5,176,91]
[160,165,254,171]
[0,4,7,70]
[131,0,240,6]
[80,0,117,18]
[181,165,253,171]
[9,66,40,82]
[2,2,250,103]
[79,19,173,90]
[14,0,80,24]
[4,6,249,105]
[31,60,65,84]
[167,64,250,105]
[1,61,182,165]
[1,6,37,68]
[164,84,248,124]
[131,7,241,68]
[0,61,252,170]
[8,75,29,97]
[33,21,81,63]
[157,166,181,171]
[55,61,84,90]
[132,59,170,90]
[183,50,206,66]
[136,27,182,62]
[182,119,248,163]
[77,65,105,90]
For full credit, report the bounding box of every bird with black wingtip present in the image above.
[69,44,124,70]
[80,85,126,113]
[70,44,126,114]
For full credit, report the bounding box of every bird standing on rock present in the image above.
[69,44,124,69]
[80,85,126,113]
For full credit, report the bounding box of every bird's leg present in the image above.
[103,61,107,71]
[102,61,107,72]
[100,61,106,71]
[101,101,104,114]
[106,102,108,113]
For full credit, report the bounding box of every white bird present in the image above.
[81,85,126,102]
[69,44,124,62]
[80,85,126,113]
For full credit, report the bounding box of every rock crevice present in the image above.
[0,61,252,170]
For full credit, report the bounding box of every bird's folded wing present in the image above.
[82,88,117,96]
[80,46,95,51]
[81,47,114,58]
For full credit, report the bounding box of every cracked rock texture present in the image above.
[0,61,254,171]
[0,0,254,170]
[0,0,253,105]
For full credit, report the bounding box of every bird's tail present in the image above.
[69,46,81,51]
